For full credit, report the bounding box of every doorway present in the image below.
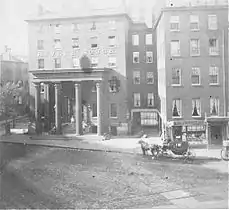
[211,125,222,145]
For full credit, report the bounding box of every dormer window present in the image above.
[91,22,96,30]
[55,24,61,34]
[72,23,79,32]
[91,36,98,48]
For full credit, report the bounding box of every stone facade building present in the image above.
[26,6,159,136]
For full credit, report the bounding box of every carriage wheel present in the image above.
[184,150,196,163]
[221,148,229,161]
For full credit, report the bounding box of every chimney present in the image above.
[139,5,145,23]
[152,13,156,27]
[4,45,8,52]
[122,0,128,13]
[3,46,12,61]
[38,3,44,15]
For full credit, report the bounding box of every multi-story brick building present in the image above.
[155,0,229,147]
[26,6,159,136]
[127,22,160,135]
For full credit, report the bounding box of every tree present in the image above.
[0,82,19,134]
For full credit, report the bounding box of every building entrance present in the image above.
[211,125,222,145]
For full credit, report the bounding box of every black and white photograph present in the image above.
[0,0,228,209]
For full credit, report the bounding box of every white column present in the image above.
[54,83,62,134]
[44,83,50,130]
[75,83,82,135]
[34,82,41,134]
[96,82,102,136]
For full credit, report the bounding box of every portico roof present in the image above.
[30,68,110,83]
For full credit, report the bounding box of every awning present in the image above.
[167,120,205,127]
[206,116,229,123]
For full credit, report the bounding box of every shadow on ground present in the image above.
[138,153,224,166]
[0,142,44,172]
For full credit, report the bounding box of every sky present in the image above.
[0,0,156,56]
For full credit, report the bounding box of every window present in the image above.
[141,112,158,126]
[192,98,201,117]
[72,38,79,48]
[147,93,154,107]
[172,99,182,117]
[109,76,120,93]
[54,39,61,49]
[37,24,44,33]
[146,51,153,63]
[91,83,96,92]
[191,67,200,85]
[55,24,61,34]
[210,97,219,116]
[91,22,96,30]
[209,38,219,55]
[72,23,79,32]
[72,57,80,68]
[147,72,154,84]
[132,34,139,46]
[190,15,199,31]
[92,103,97,117]
[108,57,116,67]
[18,96,22,104]
[133,52,139,63]
[133,71,140,84]
[40,83,45,93]
[38,59,44,69]
[209,66,219,84]
[170,40,180,56]
[190,39,200,56]
[134,93,141,107]
[91,57,99,68]
[208,15,217,30]
[54,58,61,68]
[37,40,44,50]
[109,20,116,30]
[170,16,180,31]
[110,103,117,118]
[145,34,152,45]
[172,68,181,85]
[91,36,98,48]
[108,36,116,47]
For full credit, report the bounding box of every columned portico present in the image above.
[96,82,102,136]
[75,83,82,135]
[30,68,109,136]
[54,83,62,134]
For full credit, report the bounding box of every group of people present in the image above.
[70,115,89,133]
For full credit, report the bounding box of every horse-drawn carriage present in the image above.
[139,135,196,162]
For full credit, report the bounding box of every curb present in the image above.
[0,139,222,162]
[0,139,138,155]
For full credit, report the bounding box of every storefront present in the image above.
[166,117,229,148]
[167,120,206,143]
[205,116,229,148]
[130,109,160,135]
